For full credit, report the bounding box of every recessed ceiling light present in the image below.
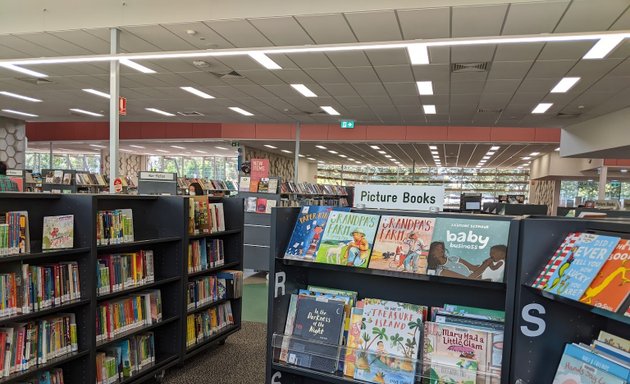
[348,158,355,161]
[229,107,254,116]
[120,59,156,74]
[328,150,338,154]
[532,103,553,114]
[119,148,133,153]
[378,150,386,154]
[555,147,560,151]
[281,149,292,154]
[530,152,540,156]
[621,169,628,173]
[249,52,282,69]
[89,144,107,149]
[129,145,145,149]
[339,154,347,158]
[370,145,380,150]
[307,157,316,161]
[317,161,325,164]
[389,158,397,162]
[298,154,305,158]
[423,104,437,114]
[522,163,530,167]
[583,36,624,59]
[145,107,175,117]
[290,84,317,98]
[0,64,48,78]
[82,89,110,99]
[215,146,227,150]
[384,155,392,158]
[0,91,42,102]
[431,151,439,155]
[490,146,500,151]
[521,157,531,160]
[483,156,490,160]
[1,109,38,117]
[320,106,340,116]
[180,86,214,99]
[356,161,362,164]
[315,145,327,149]
[170,145,186,150]
[195,150,208,154]
[517,166,523,169]
[416,81,434,95]
[70,108,104,117]
[264,145,277,149]
[550,77,580,93]
[155,149,169,153]
[486,152,495,156]
[408,44,430,65]
[429,145,437,150]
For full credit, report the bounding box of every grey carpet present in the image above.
[164,322,267,384]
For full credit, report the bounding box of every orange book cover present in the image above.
[579,239,630,312]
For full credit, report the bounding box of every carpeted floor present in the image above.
[164,321,267,384]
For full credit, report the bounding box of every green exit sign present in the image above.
[340,120,355,129]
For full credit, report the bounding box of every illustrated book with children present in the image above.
[284,206,350,261]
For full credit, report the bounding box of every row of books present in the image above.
[75,172,107,187]
[18,368,65,384]
[97,251,155,296]
[279,286,504,384]
[188,198,226,235]
[552,332,629,383]
[244,197,277,214]
[188,239,224,273]
[279,196,349,207]
[96,332,155,384]
[178,178,236,192]
[0,212,74,254]
[280,181,348,196]
[219,270,243,299]
[238,176,279,194]
[96,290,162,343]
[186,275,225,311]
[185,302,234,348]
[284,207,511,283]
[0,314,78,378]
[97,210,134,246]
[532,233,630,315]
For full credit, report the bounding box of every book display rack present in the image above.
[265,207,520,384]
[0,193,242,384]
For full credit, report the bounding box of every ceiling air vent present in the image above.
[17,77,53,85]
[218,70,245,80]
[477,107,503,113]
[556,112,582,119]
[451,62,490,73]
[177,111,205,117]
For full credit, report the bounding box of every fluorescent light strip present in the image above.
[264,145,277,149]
[249,52,281,70]
[195,150,208,154]
[82,88,110,99]
[0,91,42,102]
[521,157,531,160]
[583,36,624,59]
[146,108,175,117]
[90,144,107,149]
[70,108,103,117]
[290,84,317,97]
[407,44,429,65]
[315,145,327,149]
[129,145,145,149]
[416,81,434,95]
[328,150,338,154]
[119,149,133,153]
[320,106,340,116]
[298,154,305,158]
[180,86,214,99]
[530,152,540,156]
[0,64,47,78]
[550,77,580,93]
[229,107,254,116]
[339,154,347,158]
[120,59,156,74]
[429,145,437,150]
[307,157,316,161]
[170,145,186,150]
[155,149,169,153]
[378,151,386,154]
[532,103,553,114]
[370,145,380,149]
[281,150,292,154]
[423,104,436,114]
[215,146,227,150]
[490,146,500,151]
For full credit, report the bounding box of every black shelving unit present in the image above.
[265,207,520,384]
[181,196,244,360]
[239,191,281,272]
[510,216,630,383]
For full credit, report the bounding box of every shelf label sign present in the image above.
[139,171,176,181]
[340,120,355,129]
[353,184,445,211]
[5,169,22,176]
[520,303,546,337]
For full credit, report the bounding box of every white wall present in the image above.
[561,107,630,159]
[297,159,318,183]
[530,152,600,180]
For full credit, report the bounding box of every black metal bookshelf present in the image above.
[265,207,521,384]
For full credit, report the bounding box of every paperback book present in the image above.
[368,215,436,274]
[284,206,350,261]
[315,211,380,268]
[532,232,582,290]
[552,343,629,384]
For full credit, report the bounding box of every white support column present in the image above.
[598,166,608,200]
[109,28,120,193]
[293,122,301,182]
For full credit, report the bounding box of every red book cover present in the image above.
[580,239,630,312]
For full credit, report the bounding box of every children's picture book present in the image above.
[579,239,630,312]
[353,298,426,384]
[597,331,630,353]
[552,343,628,384]
[265,200,277,214]
[52,170,63,184]
[238,177,251,192]
[42,215,74,250]
[343,306,364,377]
[284,206,350,261]
[315,211,380,268]
[62,173,72,185]
[427,355,478,384]
[258,178,270,193]
[369,215,436,274]
[245,197,257,213]
[532,232,582,289]
[428,218,510,282]
[544,233,620,300]
[288,295,346,373]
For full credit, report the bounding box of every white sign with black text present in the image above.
[353,184,445,211]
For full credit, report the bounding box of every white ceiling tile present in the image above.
[450,94,480,105]
[610,8,630,30]
[383,82,417,96]
[494,44,544,62]
[248,17,314,46]
[344,11,402,42]
[487,61,533,79]
[47,30,111,54]
[518,78,559,93]
[175,71,232,86]
[537,42,593,60]
[352,83,387,96]
[364,49,410,66]
[295,14,357,44]
[273,69,314,83]
[319,83,358,97]
[236,69,286,85]
[338,67,380,83]
[555,0,630,32]
[608,58,630,76]
[451,45,496,63]
[390,95,420,105]
[161,22,235,49]
[450,80,485,94]
[374,66,414,83]
[397,7,451,39]
[568,58,624,79]
[452,5,509,37]
[123,25,197,51]
[211,55,266,71]
[204,19,272,47]
[528,60,576,78]
[483,79,521,94]
[479,93,513,110]
[503,1,569,35]
[326,52,370,67]
[0,35,62,57]
[451,71,487,83]
[427,47,451,65]
[412,64,451,82]
[334,96,366,107]
[304,68,346,83]
[286,52,333,69]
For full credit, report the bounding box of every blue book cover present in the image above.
[429,218,510,282]
[551,343,629,383]
[288,296,346,373]
[544,233,620,300]
[284,206,350,261]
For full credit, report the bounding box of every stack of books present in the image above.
[0,211,29,255]
[96,209,134,246]
[97,251,155,296]
[96,332,155,384]
[187,239,224,273]
[185,302,234,348]
[96,290,162,343]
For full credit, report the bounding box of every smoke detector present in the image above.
[192,60,212,68]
